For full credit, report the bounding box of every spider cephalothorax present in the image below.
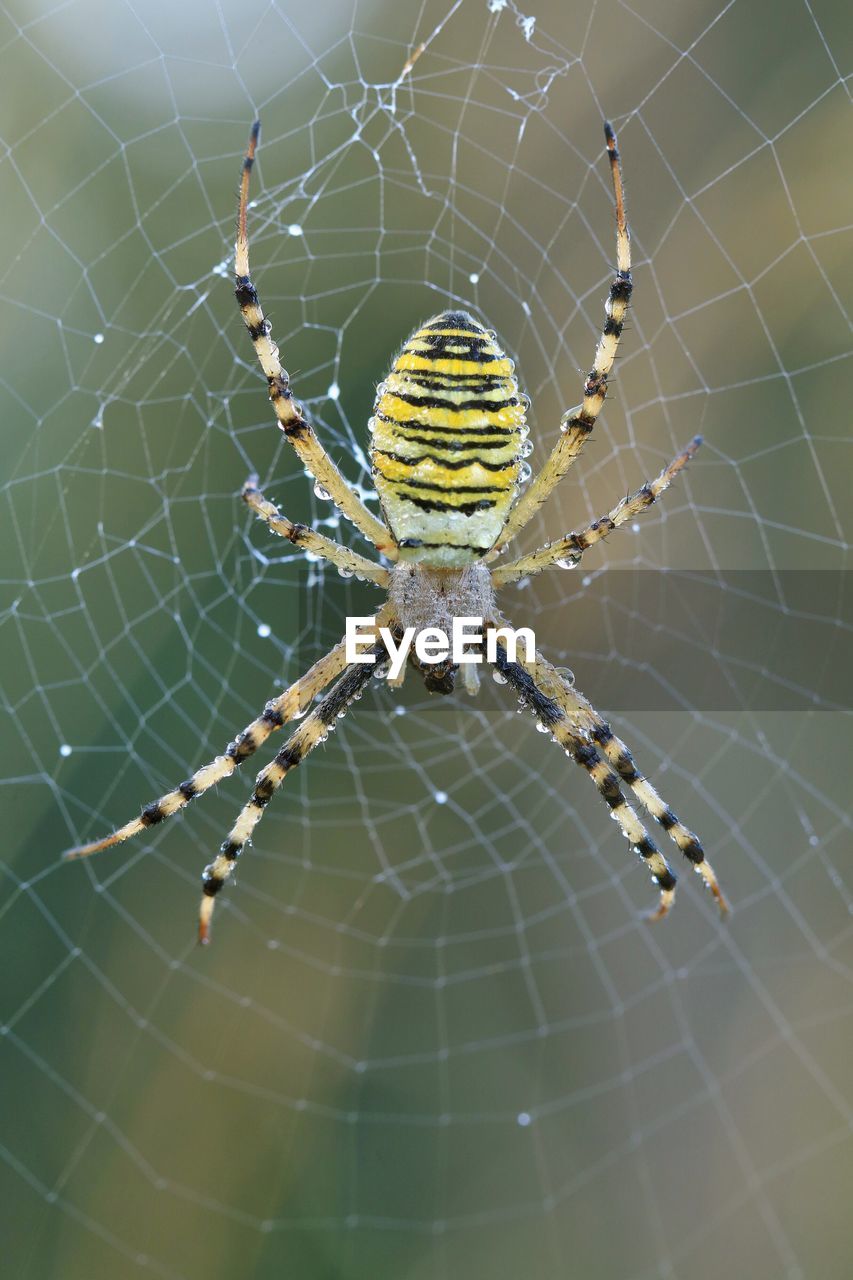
[64,120,728,941]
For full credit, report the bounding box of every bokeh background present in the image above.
[1,1,851,1277]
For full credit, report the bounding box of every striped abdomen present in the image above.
[371,310,527,566]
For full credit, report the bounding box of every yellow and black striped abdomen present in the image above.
[371,310,527,566]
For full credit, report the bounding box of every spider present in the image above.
[64,121,728,941]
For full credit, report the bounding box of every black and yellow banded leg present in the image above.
[63,607,395,863]
[242,477,390,586]
[199,647,384,942]
[489,635,677,920]
[492,438,701,586]
[488,122,632,559]
[529,648,728,916]
[235,123,395,558]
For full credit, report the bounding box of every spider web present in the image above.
[1,1,851,1276]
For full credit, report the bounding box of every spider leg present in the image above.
[488,123,632,559]
[499,620,729,915]
[199,643,385,942]
[243,477,390,586]
[492,438,700,585]
[536,655,728,915]
[235,123,396,559]
[63,605,395,862]
[487,629,677,920]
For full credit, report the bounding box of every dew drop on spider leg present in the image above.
[555,666,575,686]
[313,482,332,500]
[554,556,578,570]
[492,670,508,685]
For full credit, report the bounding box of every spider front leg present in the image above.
[488,122,632,559]
[199,642,385,942]
[235,123,395,558]
[243,477,390,586]
[487,631,677,920]
[492,438,701,585]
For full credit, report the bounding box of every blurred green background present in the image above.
[1,1,851,1277]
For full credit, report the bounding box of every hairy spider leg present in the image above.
[489,122,633,557]
[234,122,395,557]
[488,633,677,920]
[492,438,701,584]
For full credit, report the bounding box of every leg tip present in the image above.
[647,887,676,922]
[604,121,616,146]
[198,895,215,944]
[693,860,730,918]
[715,889,731,919]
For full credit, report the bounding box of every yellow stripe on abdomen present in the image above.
[370,310,528,566]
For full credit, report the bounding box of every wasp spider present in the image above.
[65,122,728,941]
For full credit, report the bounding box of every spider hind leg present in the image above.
[525,643,729,917]
[199,647,384,942]
[488,633,677,919]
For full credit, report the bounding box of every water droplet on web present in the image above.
[313,482,331,500]
[93,333,104,345]
[327,382,340,400]
[434,790,448,805]
[59,744,72,758]
[469,272,479,284]
[288,224,303,237]
[256,623,271,638]
[517,1111,532,1127]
